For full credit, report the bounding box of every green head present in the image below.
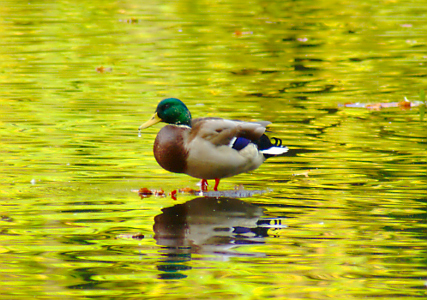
[156,98,192,126]
[139,98,192,131]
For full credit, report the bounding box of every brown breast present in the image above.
[153,125,189,174]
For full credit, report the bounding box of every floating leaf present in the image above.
[398,100,411,109]
[117,233,144,240]
[95,66,112,73]
[341,98,423,110]
[138,187,153,197]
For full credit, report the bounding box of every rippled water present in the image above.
[1,0,427,299]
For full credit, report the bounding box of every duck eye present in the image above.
[163,104,170,109]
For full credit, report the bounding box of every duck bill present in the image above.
[139,113,161,130]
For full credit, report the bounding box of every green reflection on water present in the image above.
[1,0,427,299]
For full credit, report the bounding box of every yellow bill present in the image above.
[139,113,161,131]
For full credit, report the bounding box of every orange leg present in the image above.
[213,178,220,191]
[201,179,208,192]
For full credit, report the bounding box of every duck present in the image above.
[139,98,288,191]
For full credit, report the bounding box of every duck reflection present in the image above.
[154,197,278,279]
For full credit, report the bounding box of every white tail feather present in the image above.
[260,146,288,155]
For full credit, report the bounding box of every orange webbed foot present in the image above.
[213,178,220,191]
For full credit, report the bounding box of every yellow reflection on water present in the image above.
[1,0,427,299]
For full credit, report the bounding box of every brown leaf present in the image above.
[398,101,411,109]
[138,187,153,197]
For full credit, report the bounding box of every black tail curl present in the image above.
[255,134,286,159]
[271,137,282,147]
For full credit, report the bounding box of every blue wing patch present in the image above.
[232,137,251,150]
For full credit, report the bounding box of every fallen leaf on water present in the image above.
[234,30,253,37]
[340,98,423,110]
[398,100,411,109]
[178,187,199,193]
[138,187,153,197]
[116,233,145,240]
[293,169,311,177]
[95,66,113,73]
[138,188,165,197]
[153,189,165,196]
[365,103,385,110]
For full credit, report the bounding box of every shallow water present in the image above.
[1,0,427,299]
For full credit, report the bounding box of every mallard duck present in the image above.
[139,98,288,191]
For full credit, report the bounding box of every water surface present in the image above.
[1,0,427,299]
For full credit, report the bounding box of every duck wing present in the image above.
[190,117,270,146]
